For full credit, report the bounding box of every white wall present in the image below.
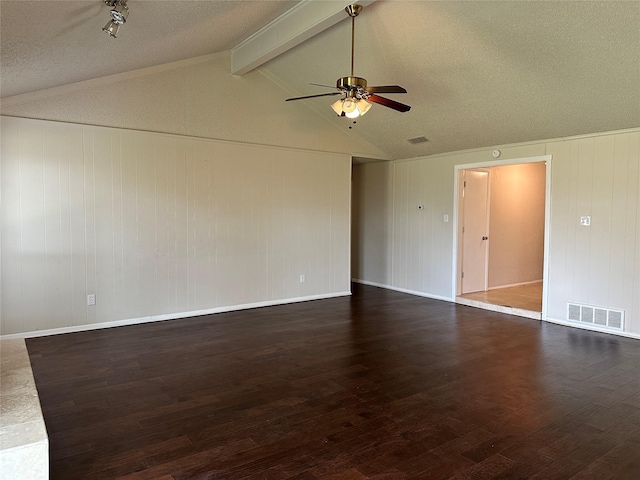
[0,52,388,161]
[1,116,351,336]
[488,162,546,288]
[353,129,640,337]
[382,153,459,299]
[546,133,640,333]
[351,161,393,286]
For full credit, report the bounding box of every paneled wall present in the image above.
[1,117,351,335]
[352,129,640,336]
[351,162,393,286]
[546,132,640,333]
[389,156,456,299]
[1,52,387,161]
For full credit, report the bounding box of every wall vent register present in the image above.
[567,303,624,331]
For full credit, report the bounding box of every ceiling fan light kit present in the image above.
[285,4,411,119]
[332,97,371,118]
[102,0,129,38]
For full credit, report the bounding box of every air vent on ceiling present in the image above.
[407,136,429,144]
[567,303,624,331]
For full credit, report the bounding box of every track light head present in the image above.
[102,0,129,38]
[109,1,129,24]
[102,20,120,37]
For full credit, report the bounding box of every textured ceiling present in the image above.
[263,0,640,158]
[0,0,297,97]
[1,0,639,160]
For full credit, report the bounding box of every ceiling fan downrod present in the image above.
[345,4,362,78]
[284,3,410,115]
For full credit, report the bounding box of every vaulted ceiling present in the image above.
[1,0,639,160]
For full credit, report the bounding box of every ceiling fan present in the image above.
[285,4,411,119]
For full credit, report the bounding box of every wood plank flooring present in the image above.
[26,284,640,479]
[459,282,543,312]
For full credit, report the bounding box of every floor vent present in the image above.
[567,303,624,331]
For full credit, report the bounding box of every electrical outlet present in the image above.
[87,294,96,306]
[299,274,305,283]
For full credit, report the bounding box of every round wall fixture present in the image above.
[492,150,501,158]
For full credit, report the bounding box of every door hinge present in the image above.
[464,181,466,187]
[462,271,464,278]
[462,226,465,233]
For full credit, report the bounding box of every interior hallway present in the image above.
[457,282,543,320]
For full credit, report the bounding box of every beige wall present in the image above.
[546,133,640,333]
[0,51,373,337]
[351,162,393,286]
[0,52,387,161]
[389,153,459,299]
[1,117,351,335]
[2,50,638,338]
[488,162,546,288]
[354,130,640,337]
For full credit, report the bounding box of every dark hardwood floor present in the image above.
[27,284,640,479]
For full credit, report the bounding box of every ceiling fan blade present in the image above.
[365,85,407,94]
[367,94,411,112]
[286,92,341,101]
[309,82,339,89]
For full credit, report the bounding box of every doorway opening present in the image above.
[454,155,551,320]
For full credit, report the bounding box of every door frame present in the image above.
[451,155,552,319]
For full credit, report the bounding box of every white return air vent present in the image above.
[407,136,429,144]
[567,303,624,331]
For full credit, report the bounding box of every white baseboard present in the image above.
[487,279,543,290]
[352,279,453,302]
[0,291,352,340]
[352,280,640,340]
[543,316,640,340]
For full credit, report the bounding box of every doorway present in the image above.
[454,156,551,320]
[460,169,490,294]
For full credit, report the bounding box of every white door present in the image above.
[461,170,490,294]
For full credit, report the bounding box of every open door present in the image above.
[461,169,490,294]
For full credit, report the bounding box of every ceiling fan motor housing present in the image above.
[284,4,410,114]
[337,76,367,97]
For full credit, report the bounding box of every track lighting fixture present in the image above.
[102,0,129,38]
[102,20,120,37]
